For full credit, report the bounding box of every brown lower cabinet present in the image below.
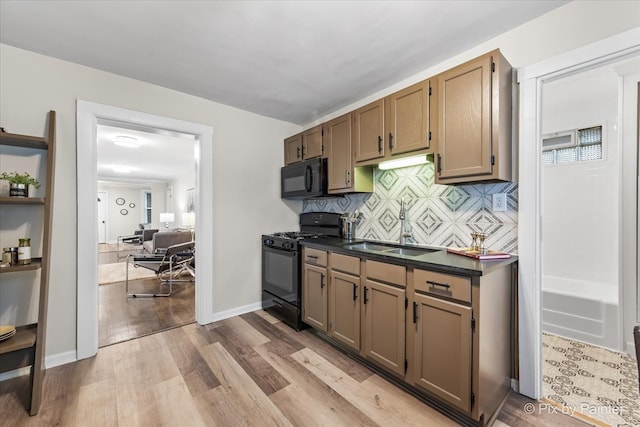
[301,246,514,425]
[362,260,406,377]
[328,267,360,352]
[412,293,472,412]
[302,248,328,332]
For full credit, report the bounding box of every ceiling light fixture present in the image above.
[112,165,133,173]
[113,135,140,148]
[378,154,430,170]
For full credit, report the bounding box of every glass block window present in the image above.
[542,125,602,165]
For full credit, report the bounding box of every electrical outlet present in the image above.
[492,193,507,212]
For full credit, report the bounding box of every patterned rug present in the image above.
[98,261,156,284]
[542,332,640,426]
[98,242,139,253]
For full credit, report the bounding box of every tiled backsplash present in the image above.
[303,163,518,253]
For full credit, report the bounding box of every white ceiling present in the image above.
[0,0,568,126]
[97,124,196,182]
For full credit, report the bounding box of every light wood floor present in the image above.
[1,311,586,426]
[99,277,195,347]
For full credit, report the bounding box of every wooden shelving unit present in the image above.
[0,111,56,416]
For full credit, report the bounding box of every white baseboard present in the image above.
[199,302,262,325]
[0,350,77,382]
[625,339,636,356]
[45,350,77,369]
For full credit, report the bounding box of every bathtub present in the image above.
[542,276,621,351]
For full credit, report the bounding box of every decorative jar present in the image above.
[18,238,31,265]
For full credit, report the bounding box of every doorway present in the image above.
[95,124,197,347]
[538,60,640,425]
[517,27,640,401]
[76,101,214,360]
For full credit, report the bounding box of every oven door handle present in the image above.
[263,245,298,256]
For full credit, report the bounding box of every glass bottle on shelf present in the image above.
[18,238,31,265]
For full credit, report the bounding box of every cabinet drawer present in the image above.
[414,269,470,303]
[330,253,360,275]
[366,260,406,287]
[304,248,327,267]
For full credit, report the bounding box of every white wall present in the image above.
[96,182,169,241]
[170,170,196,228]
[0,44,302,357]
[541,69,620,290]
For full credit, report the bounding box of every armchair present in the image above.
[125,241,195,297]
[117,227,158,260]
[119,226,158,246]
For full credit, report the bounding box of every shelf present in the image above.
[0,197,45,205]
[0,258,42,274]
[1,110,55,415]
[0,325,37,356]
[0,132,48,150]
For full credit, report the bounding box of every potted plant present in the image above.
[0,171,41,197]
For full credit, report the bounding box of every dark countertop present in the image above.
[300,237,517,277]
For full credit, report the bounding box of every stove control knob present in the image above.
[264,239,274,247]
[283,241,292,250]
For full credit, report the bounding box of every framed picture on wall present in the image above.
[186,188,195,213]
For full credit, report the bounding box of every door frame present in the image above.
[76,100,214,360]
[517,27,640,398]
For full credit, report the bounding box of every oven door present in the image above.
[262,244,300,306]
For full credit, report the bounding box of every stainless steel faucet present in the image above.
[399,197,412,245]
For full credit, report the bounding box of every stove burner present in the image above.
[272,231,320,240]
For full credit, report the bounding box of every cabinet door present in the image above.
[302,125,323,160]
[328,270,360,350]
[354,99,385,163]
[302,263,328,332]
[435,54,492,180]
[362,279,405,376]
[413,293,472,413]
[385,80,431,156]
[284,133,303,165]
[325,114,353,192]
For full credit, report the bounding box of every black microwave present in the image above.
[281,158,328,199]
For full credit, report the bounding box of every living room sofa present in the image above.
[143,231,193,254]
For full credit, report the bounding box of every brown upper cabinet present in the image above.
[303,125,324,159]
[353,99,385,163]
[354,80,432,165]
[283,49,513,187]
[433,50,512,184]
[324,114,373,194]
[283,125,324,165]
[284,133,303,165]
[384,80,432,157]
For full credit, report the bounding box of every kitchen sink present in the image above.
[383,247,437,257]
[346,242,397,252]
[344,241,438,257]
